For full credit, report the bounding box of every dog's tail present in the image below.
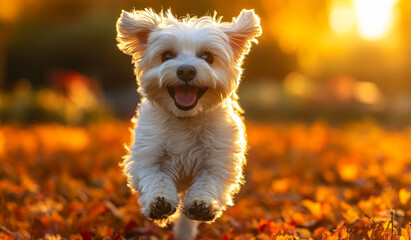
[173,213,199,240]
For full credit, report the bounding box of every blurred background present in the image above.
[1,0,410,126]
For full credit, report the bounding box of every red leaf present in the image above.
[80,231,93,240]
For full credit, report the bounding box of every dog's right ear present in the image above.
[116,9,159,56]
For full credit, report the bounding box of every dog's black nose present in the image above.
[176,65,196,82]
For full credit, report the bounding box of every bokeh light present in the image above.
[353,81,382,105]
[283,72,311,97]
[329,4,355,35]
[333,75,355,102]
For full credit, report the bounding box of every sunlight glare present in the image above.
[354,0,399,41]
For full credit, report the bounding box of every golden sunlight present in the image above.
[354,0,399,41]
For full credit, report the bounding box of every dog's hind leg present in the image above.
[173,213,199,240]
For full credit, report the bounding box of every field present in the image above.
[2,121,411,239]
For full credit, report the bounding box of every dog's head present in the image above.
[117,9,261,117]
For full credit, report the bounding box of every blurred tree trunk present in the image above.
[0,0,22,89]
[0,26,7,89]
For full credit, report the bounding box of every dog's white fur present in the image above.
[117,8,261,240]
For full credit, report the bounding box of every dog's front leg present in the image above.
[124,145,179,221]
[183,153,243,222]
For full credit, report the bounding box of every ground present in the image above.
[1,120,411,239]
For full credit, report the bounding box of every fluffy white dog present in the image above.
[116,8,261,240]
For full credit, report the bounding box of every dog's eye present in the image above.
[200,52,213,64]
[162,51,174,62]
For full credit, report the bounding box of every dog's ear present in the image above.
[221,9,262,62]
[116,9,160,56]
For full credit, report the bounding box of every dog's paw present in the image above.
[148,197,177,220]
[184,200,218,222]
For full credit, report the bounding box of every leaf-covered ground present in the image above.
[2,121,411,239]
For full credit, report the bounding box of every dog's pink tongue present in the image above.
[174,86,198,107]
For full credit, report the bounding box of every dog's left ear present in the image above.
[116,9,160,57]
[221,9,262,62]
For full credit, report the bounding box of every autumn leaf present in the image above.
[2,121,411,239]
[400,224,411,240]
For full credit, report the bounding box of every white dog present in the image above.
[116,8,261,240]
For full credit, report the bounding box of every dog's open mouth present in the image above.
[167,85,208,111]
